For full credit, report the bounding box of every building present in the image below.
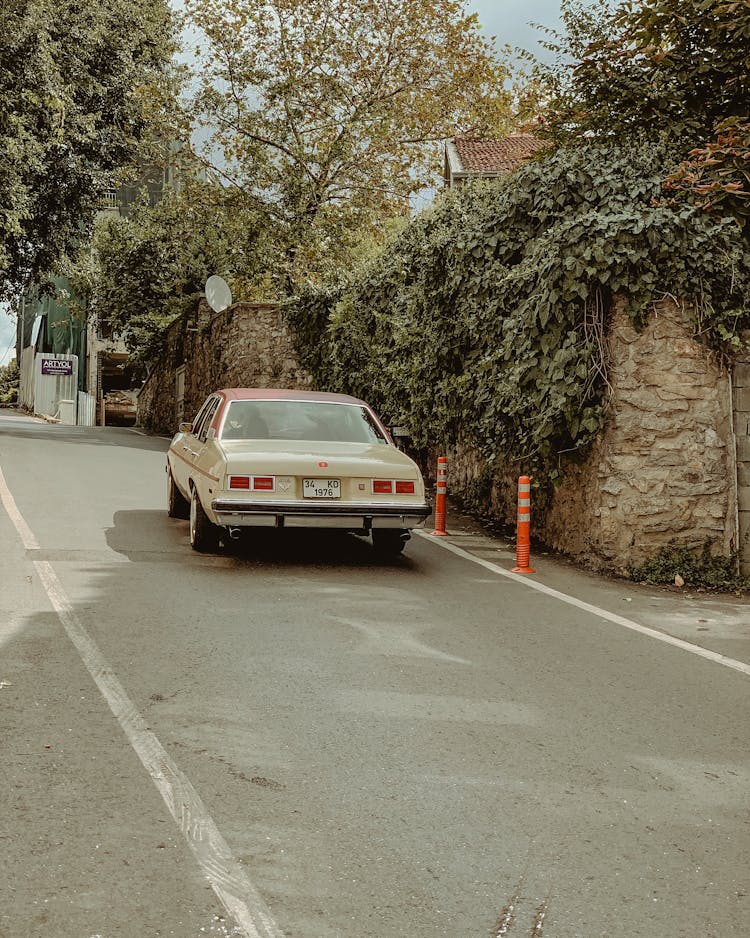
[443,134,544,189]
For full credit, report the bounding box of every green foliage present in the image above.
[540,0,749,145]
[286,141,750,475]
[533,0,750,229]
[0,358,19,405]
[0,0,177,299]
[85,180,273,370]
[628,543,750,593]
[665,118,750,234]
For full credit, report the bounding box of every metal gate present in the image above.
[33,354,78,420]
[77,391,96,427]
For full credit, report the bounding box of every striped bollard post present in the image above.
[512,475,535,574]
[431,456,448,536]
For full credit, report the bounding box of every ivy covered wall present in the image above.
[285,141,750,569]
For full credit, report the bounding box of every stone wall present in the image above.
[735,342,750,575]
[447,298,740,574]
[136,294,747,574]
[136,302,312,435]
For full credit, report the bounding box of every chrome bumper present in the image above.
[211,498,431,530]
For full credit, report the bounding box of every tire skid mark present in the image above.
[532,898,548,935]
[492,881,522,935]
[491,879,550,937]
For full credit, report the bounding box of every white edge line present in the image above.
[416,531,750,678]
[0,467,39,549]
[0,465,284,938]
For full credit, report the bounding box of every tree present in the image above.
[664,117,750,232]
[0,0,177,300]
[183,0,513,290]
[0,358,19,405]
[533,0,750,228]
[82,179,272,370]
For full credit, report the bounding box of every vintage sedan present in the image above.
[166,389,432,554]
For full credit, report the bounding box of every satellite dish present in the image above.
[205,275,232,313]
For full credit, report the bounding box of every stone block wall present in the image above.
[447,298,740,574]
[734,344,750,575]
[136,294,746,575]
[136,302,312,435]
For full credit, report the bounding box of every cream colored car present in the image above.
[166,389,431,554]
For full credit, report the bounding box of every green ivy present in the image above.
[628,543,750,594]
[285,140,750,477]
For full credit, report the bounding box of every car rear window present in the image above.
[220,400,388,444]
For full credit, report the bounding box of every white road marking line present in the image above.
[0,466,284,938]
[0,467,39,549]
[416,531,750,677]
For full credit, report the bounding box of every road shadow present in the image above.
[0,422,170,454]
[105,508,419,570]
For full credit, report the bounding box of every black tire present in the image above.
[167,467,190,519]
[372,529,408,555]
[189,487,220,552]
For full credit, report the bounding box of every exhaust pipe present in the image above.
[227,527,242,540]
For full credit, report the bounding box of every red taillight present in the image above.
[395,481,415,495]
[253,476,274,491]
[229,475,251,489]
[373,480,393,494]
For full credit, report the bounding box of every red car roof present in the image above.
[219,388,368,405]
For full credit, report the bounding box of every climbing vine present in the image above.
[285,140,750,478]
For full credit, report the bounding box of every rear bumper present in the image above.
[211,498,432,531]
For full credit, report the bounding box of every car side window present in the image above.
[190,399,211,438]
[197,397,220,442]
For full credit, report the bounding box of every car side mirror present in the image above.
[178,421,193,434]
[390,426,411,444]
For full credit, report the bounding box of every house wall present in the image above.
[136,302,312,435]
[447,298,740,574]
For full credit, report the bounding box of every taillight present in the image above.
[229,475,251,489]
[372,480,393,494]
[253,476,274,491]
[395,481,415,494]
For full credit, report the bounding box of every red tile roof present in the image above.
[453,134,544,175]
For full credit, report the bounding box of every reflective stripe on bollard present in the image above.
[512,475,535,574]
[430,456,448,536]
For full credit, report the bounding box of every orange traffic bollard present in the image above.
[431,456,448,536]
[512,475,535,574]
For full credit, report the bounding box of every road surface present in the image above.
[1,411,748,938]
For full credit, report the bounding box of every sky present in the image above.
[0,0,566,367]
[471,0,563,58]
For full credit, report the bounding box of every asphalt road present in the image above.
[1,411,749,938]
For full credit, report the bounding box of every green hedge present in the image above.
[285,140,750,480]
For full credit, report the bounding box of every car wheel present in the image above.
[372,529,408,555]
[189,487,219,552]
[167,468,190,519]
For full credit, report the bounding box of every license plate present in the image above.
[303,479,341,498]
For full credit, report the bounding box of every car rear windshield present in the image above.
[220,400,388,444]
